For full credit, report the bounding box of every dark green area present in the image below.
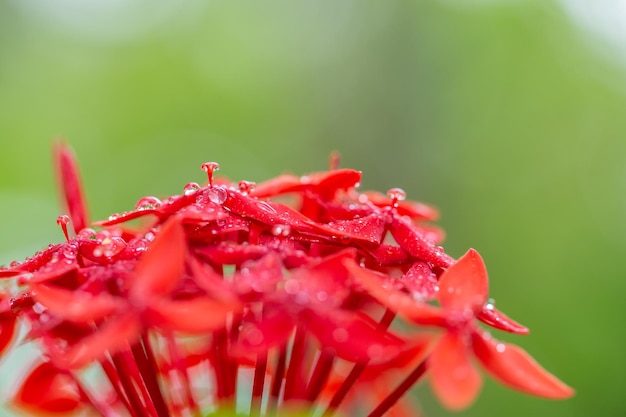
[0,1,622,416]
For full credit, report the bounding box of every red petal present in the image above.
[128,216,186,304]
[59,313,141,369]
[429,332,482,410]
[346,260,445,326]
[14,361,84,413]
[250,174,304,197]
[477,306,529,335]
[301,308,403,362]
[32,284,124,323]
[145,297,235,334]
[312,168,362,199]
[362,191,440,221]
[390,216,454,268]
[472,331,574,399]
[0,312,16,356]
[437,249,488,314]
[53,141,89,234]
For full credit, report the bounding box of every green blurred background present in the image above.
[0,0,623,416]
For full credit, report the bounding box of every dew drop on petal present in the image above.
[245,328,264,346]
[256,201,277,214]
[183,182,201,196]
[207,186,227,205]
[93,237,127,258]
[201,162,220,187]
[496,343,506,353]
[485,298,496,310]
[108,213,120,221]
[284,279,300,295]
[271,224,291,237]
[332,328,349,343]
[77,228,97,240]
[9,261,21,268]
[10,293,33,315]
[135,196,162,211]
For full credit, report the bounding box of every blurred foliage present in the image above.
[0,0,624,416]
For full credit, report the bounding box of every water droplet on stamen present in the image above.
[135,196,162,211]
[238,180,256,195]
[56,214,70,241]
[386,188,406,208]
[183,182,201,196]
[485,298,496,310]
[201,162,220,187]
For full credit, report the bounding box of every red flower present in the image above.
[0,142,573,416]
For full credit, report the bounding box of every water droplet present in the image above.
[93,237,127,258]
[201,162,220,187]
[238,180,256,195]
[9,261,21,268]
[256,201,277,214]
[207,186,227,204]
[77,228,97,240]
[332,328,349,343]
[386,188,406,207]
[271,224,291,237]
[108,213,120,221]
[495,343,506,353]
[485,298,496,310]
[284,279,300,295]
[245,328,264,346]
[10,293,34,315]
[183,182,201,196]
[135,196,162,211]
[62,243,78,260]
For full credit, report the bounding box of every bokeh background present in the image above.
[0,0,624,416]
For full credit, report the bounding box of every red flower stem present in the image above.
[165,332,199,415]
[366,361,428,417]
[227,313,243,402]
[110,352,152,417]
[306,295,363,403]
[306,350,334,403]
[212,328,230,403]
[130,337,170,417]
[67,370,116,417]
[322,308,396,416]
[267,345,288,414]
[250,351,268,417]
[283,326,309,401]
[100,358,136,416]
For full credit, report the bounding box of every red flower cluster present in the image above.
[0,143,573,416]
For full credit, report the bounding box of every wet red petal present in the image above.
[32,284,124,323]
[472,331,574,399]
[429,332,482,410]
[250,174,304,197]
[361,191,440,221]
[437,249,488,314]
[477,306,529,335]
[128,216,187,304]
[346,260,445,326]
[301,308,402,362]
[53,141,89,234]
[390,217,454,268]
[58,313,141,369]
[312,168,362,199]
[0,312,16,356]
[146,297,235,334]
[13,361,84,414]
[402,261,439,301]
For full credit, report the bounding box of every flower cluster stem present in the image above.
[367,361,428,417]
